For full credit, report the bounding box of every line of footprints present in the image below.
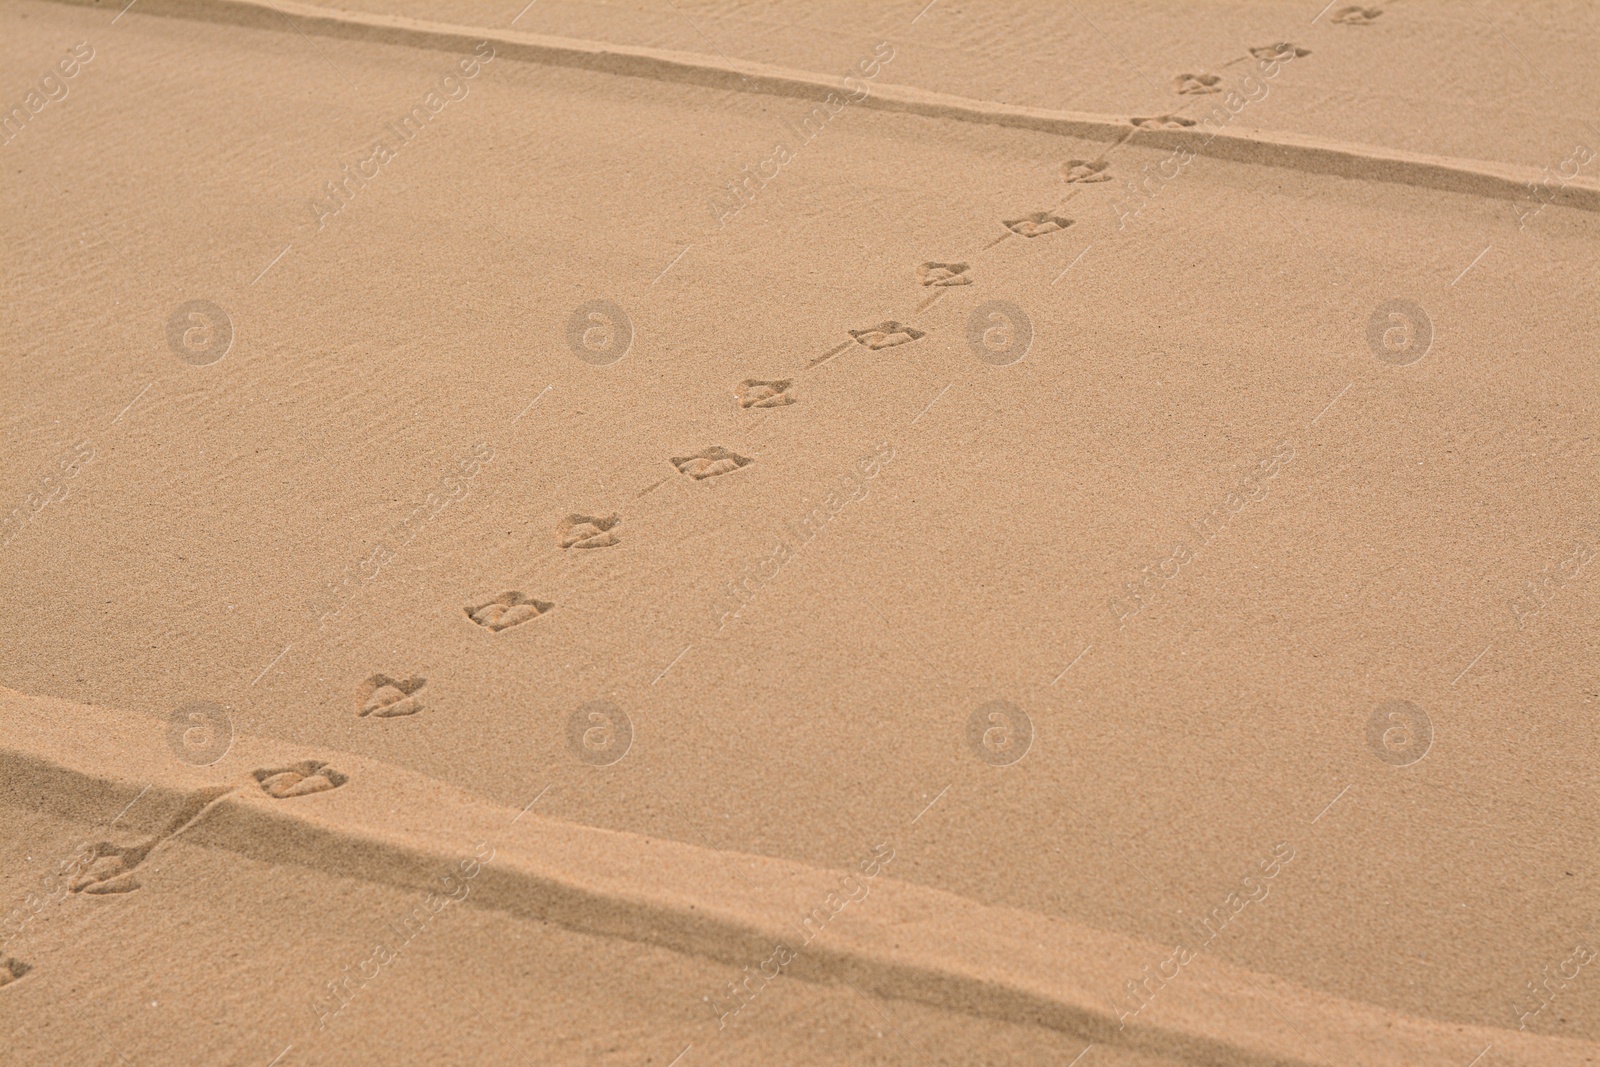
[353,24,1367,722]
[391,29,1354,696]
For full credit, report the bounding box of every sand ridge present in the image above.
[43,0,1600,213]
[3,687,1596,1066]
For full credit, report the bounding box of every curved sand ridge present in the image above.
[48,0,1600,214]
[2,687,1593,1067]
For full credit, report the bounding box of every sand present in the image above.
[2,1,1597,1064]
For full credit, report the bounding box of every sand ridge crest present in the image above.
[42,0,1600,213]
[1,686,1594,1066]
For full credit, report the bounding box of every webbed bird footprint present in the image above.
[1172,72,1221,95]
[0,958,30,987]
[916,262,971,287]
[1130,115,1197,130]
[1250,42,1311,60]
[357,674,426,717]
[849,321,925,350]
[1062,159,1111,183]
[1331,6,1381,24]
[70,841,151,895]
[1003,212,1073,238]
[672,447,754,480]
[466,591,551,631]
[253,761,349,798]
[560,513,621,549]
[736,379,795,408]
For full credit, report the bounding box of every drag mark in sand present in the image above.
[68,765,349,896]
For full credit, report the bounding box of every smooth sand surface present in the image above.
[3,1,1597,1063]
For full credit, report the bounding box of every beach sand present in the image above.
[2,1,1596,1063]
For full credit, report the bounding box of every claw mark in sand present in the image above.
[736,379,795,408]
[849,321,925,350]
[672,447,754,480]
[466,591,552,631]
[70,766,346,895]
[916,262,971,287]
[560,513,621,549]
[358,675,426,718]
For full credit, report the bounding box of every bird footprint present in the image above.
[1062,159,1111,183]
[466,591,551,631]
[357,675,426,718]
[916,262,971,286]
[1003,212,1073,238]
[1331,6,1381,25]
[1172,72,1221,95]
[736,379,795,408]
[672,447,754,480]
[848,321,926,349]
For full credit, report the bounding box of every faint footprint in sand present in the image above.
[1130,115,1197,130]
[357,675,426,718]
[671,447,754,480]
[1172,72,1221,95]
[466,592,551,632]
[253,761,349,798]
[1003,212,1074,238]
[0,959,31,987]
[849,321,925,350]
[560,513,621,549]
[736,379,795,408]
[1062,159,1111,183]
[916,262,971,287]
[1330,6,1381,24]
[1250,42,1311,61]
